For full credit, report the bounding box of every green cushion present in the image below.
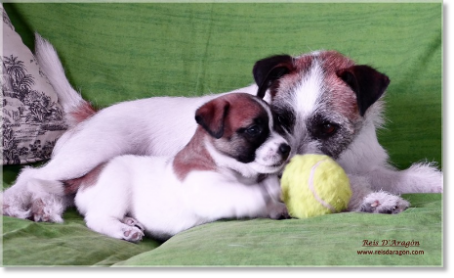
[115,194,442,266]
[2,194,441,266]
[2,2,442,266]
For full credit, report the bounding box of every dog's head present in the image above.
[252,51,390,159]
[195,93,291,177]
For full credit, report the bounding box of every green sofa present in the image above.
[2,2,442,266]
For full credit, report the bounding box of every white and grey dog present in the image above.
[3,35,442,223]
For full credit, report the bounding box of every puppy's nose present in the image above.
[278,143,291,159]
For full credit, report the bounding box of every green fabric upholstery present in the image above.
[2,2,442,266]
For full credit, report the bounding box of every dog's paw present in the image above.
[3,189,32,219]
[29,195,65,223]
[29,198,63,223]
[4,174,67,222]
[359,191,410,214]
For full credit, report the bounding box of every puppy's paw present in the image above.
[360,191,410,214]
[122,216,145,231]
[122,226,145,243]
[267,201,290,219]
[121,217,145,242]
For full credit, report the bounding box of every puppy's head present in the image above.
[195,93,291,176]
[253,51,390,159]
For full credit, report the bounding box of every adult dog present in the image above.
[2,36,442,222]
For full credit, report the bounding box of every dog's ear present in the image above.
[337,65,390,117]
[195,98,230,139]
[253,55,294,99]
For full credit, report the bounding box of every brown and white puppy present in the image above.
[3,36,442,223]
[70,93,290,242]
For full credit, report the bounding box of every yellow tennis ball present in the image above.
[281,154,352,219]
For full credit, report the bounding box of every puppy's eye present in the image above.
[245,125,262,137]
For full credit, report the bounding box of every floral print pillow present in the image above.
[2,5,67,165]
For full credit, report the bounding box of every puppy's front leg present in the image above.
[259,175,289,219]
[189,175,285,221]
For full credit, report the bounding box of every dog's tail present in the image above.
[35,34,96,127]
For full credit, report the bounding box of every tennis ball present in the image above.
[281,154,352,219]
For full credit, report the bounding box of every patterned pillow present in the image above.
[2,5,67,165]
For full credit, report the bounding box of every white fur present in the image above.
[293,61,324,119]
[289,61,325,156]
[74,98,289,241]
[2,35,442,222]
[74,155,285,241]
[35,34,85,126]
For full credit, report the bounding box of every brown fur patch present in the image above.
[173,129,216,181]
[175,93,270,180]
[63,163,106,194]
[221,94,266,138]
[318,51,359,120]
[318,51,355,72]
[69,101,97,125]
[196,93,267,139]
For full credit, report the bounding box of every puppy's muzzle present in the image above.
[278,143,291,160]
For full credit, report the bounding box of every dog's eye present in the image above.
[314,122,338,139]
[245,125,263,137]
[322,123,336,135]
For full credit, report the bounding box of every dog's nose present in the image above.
[278,143,291,159]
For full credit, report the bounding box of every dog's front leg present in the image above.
[367,163,443,194]
[347,174,410,214]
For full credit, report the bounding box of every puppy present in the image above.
[3,35,442,222]
[66,93,290,241]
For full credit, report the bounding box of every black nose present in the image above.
[278,143,291,159]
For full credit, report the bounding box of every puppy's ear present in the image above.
[195,99,230,139]
[253,55,294,99]
[337,65,390,117]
